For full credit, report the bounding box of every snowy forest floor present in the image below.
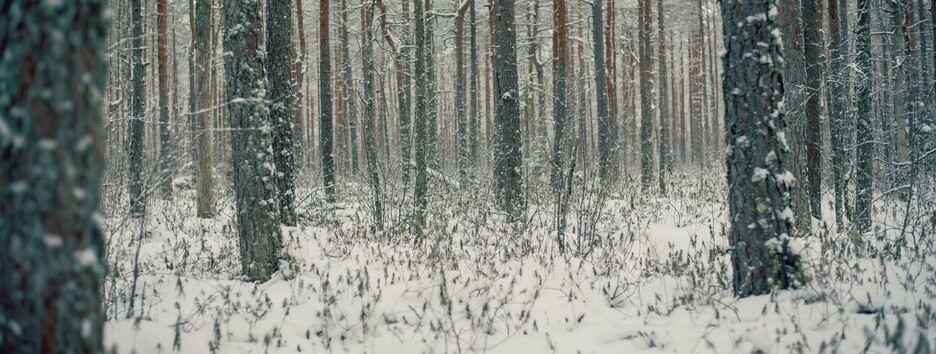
[102,172,936,353]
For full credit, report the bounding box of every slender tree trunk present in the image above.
[456,2,470,184]
[321,0,336,200]
[129,0,145,217]
[362,0,384,228]
[803,0,824,219]
[195,0,216,217]
[0,1,108,350]
[469,0,481,168]
[639,0,654,188]
[414,0,430,235]
[721,0,802,297]
[492,0,525,218]
[224,0,283,281]
[551,0,570,195]
[592,0,611,180]
[158,0,173,200]
[828,0,849,229]
[779,0,810,233]
[296,0,309,168]
[855,0,874,232]
[341,0,359,173]
[657,0,670,193]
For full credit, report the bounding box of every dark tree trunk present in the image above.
[855,0,874,232]
[266,0,298,225]
[194,0,216,218]
[414,0,430,235]
[469,0,480,167]
[803,0,824,219]
[129,0,145,217]
[778,0,810,234]
[639,0,653,188]
[656,0,670,193]
[721,0,802,297]
[551,0,570,194]
[321,0,336,200]
[592,0,612,180]
[492,0,525,218]
[456,2,470,185]
[342,0,359,173]
[827,0,849,229]
[224,0,283,281]
[0,1,108,351]
[158,0,173,200]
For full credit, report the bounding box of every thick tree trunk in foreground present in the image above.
[129,0,146,216]
[854,0,874,232]
[224,0,283,281]
[267,0,298,225]
[778,0,810,233]
[721,0,802,297]
[414,0,430,235]
[492,0,525,218]
[0,0,108,350]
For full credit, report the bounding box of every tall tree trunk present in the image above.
[414,0,430,235]
[266,0,298,225]
[158,0,173,200]
[803,0,824,219]
[341,0,359,173]
[721,0,802,297]
[400,0,414,185]
[296,0,309,168]
[321,0,336,200]
[492,0,525,218]
[426,0,439,167]
[827,0,849,229]
[551,0,570,195]
[195,0,216,217]
[639,0,654,189]
[362,0,384,228]
[129,0,145,217]
[656,0,670,192]
[469,0,481,168]
[456,2,470,184]
[778,0,810,234]
[854,0,874,232]
[224,0,283,281]
[593,0,612,180]
[0,0,108,350]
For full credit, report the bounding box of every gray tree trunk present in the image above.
[639,0,654,188]
[224,0,284,281]
[803,0,824,219]
[827,0,850,229]
[342,0,359,173]
[720,0,802,297]
[492,0,525,218]
[321,0,336,200]
[414,0,430,236]
[267,0,298,226]
[592,0,612,180]
[158,0,173,200]
[656,0,670,193]
[778,0,810,234]
[855,0,875,232]
[129,0,146,217]
[362,0,384,228]
[469,0,480,167]
[456,3,470,185]
[551,0,570,194]
[195,0,216,218]
[0,0,108,350]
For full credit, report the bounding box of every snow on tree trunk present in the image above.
[492,0,525,219]
[266,0,298,226]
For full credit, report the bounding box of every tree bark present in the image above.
[361,0,384,228]
[803,0,824,219]
[639,0,653,188]
[0,1,108,350]
[492,0,525,218]
[855,0,874,232]
[656,0,670,193]
[266,0,298,225]
[321,0,336,200]
[778,0,810,234]
[550,0,570,194]
[414,0,430,235]
[224,0,283,281]
[129,0,146,217]
[721,0,802,297]
[194,0,216,217]
[593,0,612,180]
[827,0,849,229]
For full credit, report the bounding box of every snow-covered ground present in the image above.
[102,174,936,353]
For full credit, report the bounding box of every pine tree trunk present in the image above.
[224,0,283,281]
[321,0,336,200]
[469,0,481,168]
[639,0,654,188]
[0,1,108,350]
[157,0,173,200]
[129,0,146,217]
[656,0,670,193]
[854,0,875,232]
[414,0,430,235]
[456,3,470,185]
[778,0,810,234]
[341,0,359,173]
[492,0,525,218]
[803,0,824,219]
[593,0,612,180]
[195,0,216,217]
[721,0,801,297]
[551,0,570,195]
[361,0,384,228]
[266,0,298,226]
[827,0,849,229]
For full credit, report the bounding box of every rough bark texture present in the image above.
[827,0,849,229]
[492,0,525,217]
[1,1,108,351]
[639,0,653,188]
[778,0,810,234]
[803,0,823,219]
[129,0,146,216]
[195,0,216,217]
[721,0,802,297]
[469,0,480,167]
[224,0,283,281]
[551,0,569,194]
[266,0,298,225]
[657,0,670,192]
[456,2,470,184]
[855,0,874,232]
[592,0,611,180]
[362,0,384,228]
[414,0,429,234]
[158,0,173,200]
[341,0,359,173]
[321,0,336,200]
